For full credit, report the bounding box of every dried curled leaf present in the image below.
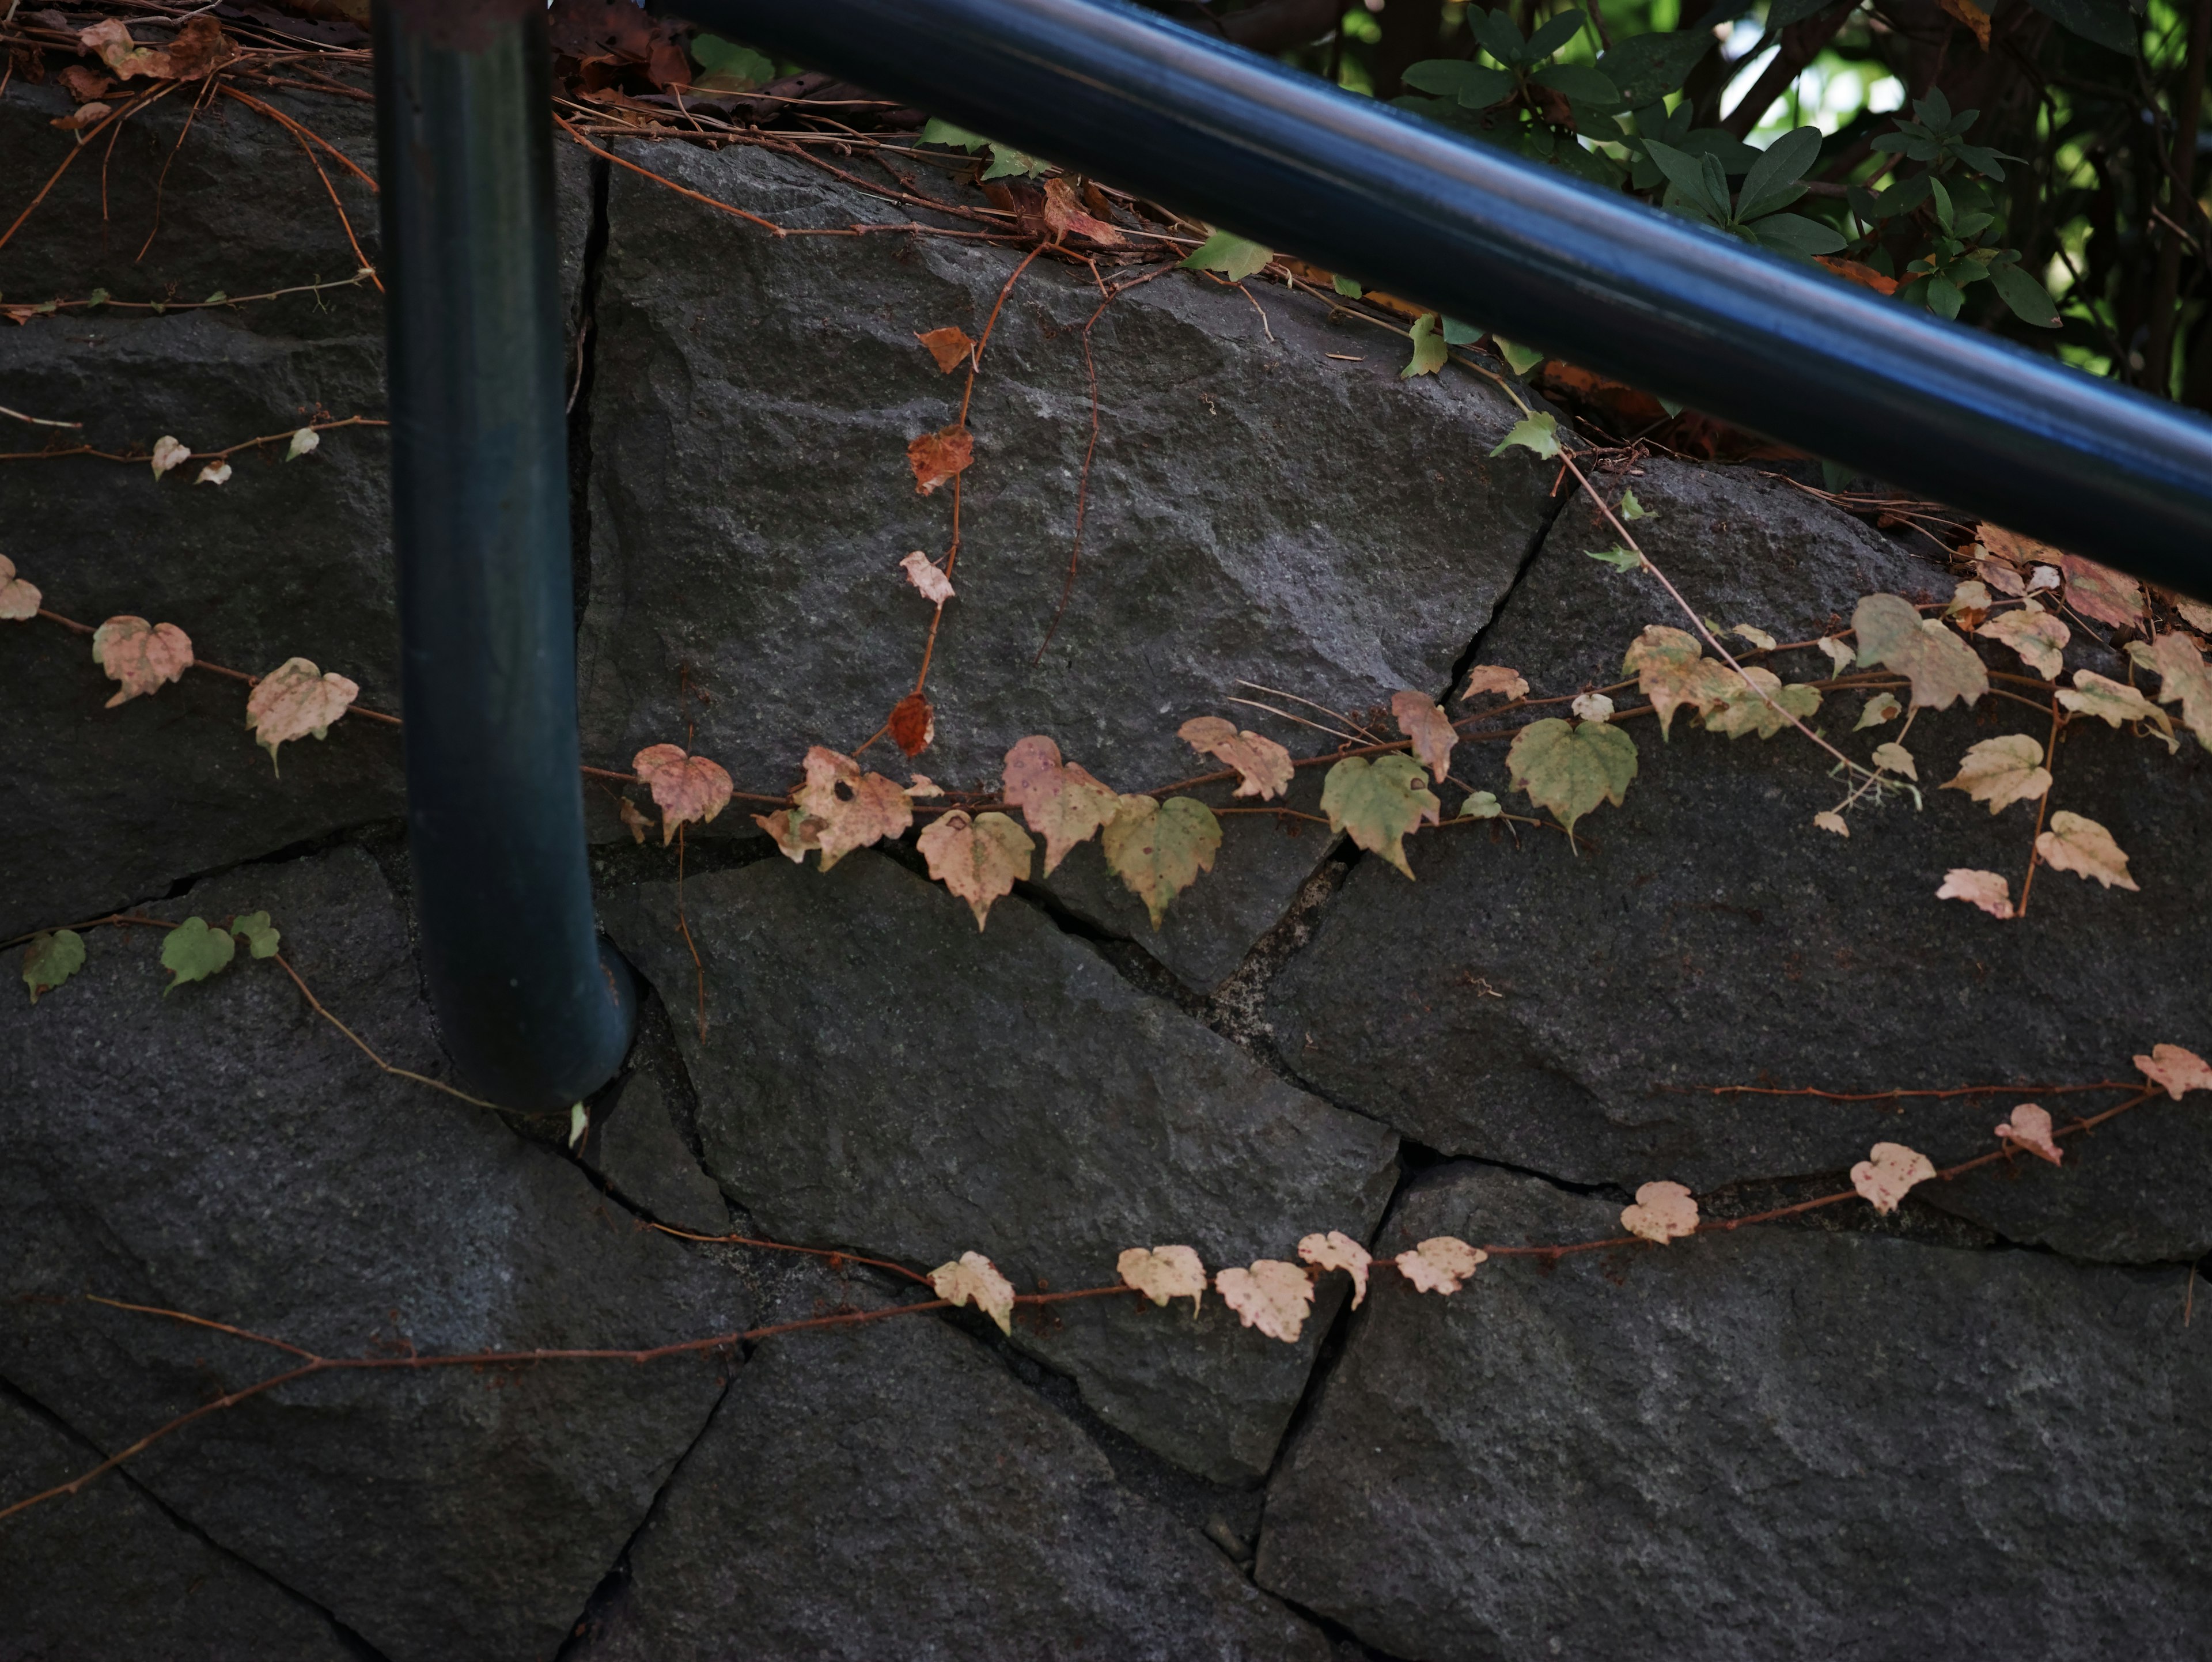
[195,460,232,486]
[1622,624,1737,739]
[2135,1043,2212,1100]
[906,424,974,495]
[1395,1236,1486,1294]
[1942,735,2051,815]
[1002,735,1120,873]
[244,657,358,773]
[1852,595,1988,710]
[1215,1260,1314,1344]
[149,434,191,477]
[620,798,654,845]
[1041,176,1124,244]
[899,550,955,605]
[1297,1231,1373,1308]
[1119,1244,1207,1313]
[751,807,825,863]
[0,555,40,621]
[1944,581,1991,628]
[1705,666,1820,740]
[794,746,914,870]
[888,691,935,758]
[1730,623,1778,651]
[1936,868,2014,919]
[1621,1180,1698,1244]
[633,744,734,846]
[930,1251,1017,1335]
[1851,1142,1936,1213]
[1321,754,1439,879]
[1461,664,1529,702]
[90,615,192,707]
[2147,632,2212,749]
[1506,717,1636,838]
[1101,794,1221,927]
[915,325,976,373]
[1816,636,1855,672]
[2175,596,2212,633]
[81,14,236,81]
[2059,552,2143,630]
[1178,716,1293,801]
[1994,1103,2063,1165]
[1391,690,1457,781]
[160,915,234,995]
[22,929,85,1004]
[916,809,1033,930]
[2057,671,2175,751]
[1978,605,2069,680]
[2035,811,2138,891]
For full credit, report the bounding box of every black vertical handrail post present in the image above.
[373,1,634,1112]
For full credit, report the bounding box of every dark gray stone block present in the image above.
[1269,462,2212,1259]
[1256,1163,2212,1662]
[582,1070,729,1236]
[0,847,741,1662]
[570,1266,1332,1662]
[604,853,1399,1483]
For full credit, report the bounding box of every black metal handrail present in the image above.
[669,0,2212,597]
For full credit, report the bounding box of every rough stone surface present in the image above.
[575,139,1554,985]
[0,1387,361,1662]
[1270,460,2212,1260]
[582,1070,730,1236]
[604,853,1400,1484]
[0,85,592,943]
[1256,1163,2212,1661]
[570,1266,1332,1662]
[0,847,743,1662]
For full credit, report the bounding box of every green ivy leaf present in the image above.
[1100,795,1221,927]
[1586,546,1646,571]
[1320,754,1440,879]
[1619,489,1649,521]
[980,143,1049,181]
[1180,228,1274,282]
[23,929,85,1005]
[1331,274,1363,298]
[1403,313,1449,378]
[1490,411,1559,459]
[1459,790,1502,819]
[1492,336,1546,376]
[1506,717,1638,838]
[1441,317,1483,346]
[160,917,235,997]
[691,33,775,90]
[229,910,282,959]
[919,117,988,150]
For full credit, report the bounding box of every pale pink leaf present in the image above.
[2135,1043,2212,1100]
[794,745,914,870]
[1002,735,1120,872]
[634,744,734,845]
[1621,1180,1698,1244]
[1297,1231,1373,1307]
[2035,811,2138,891]
[245,657,358,773]
[1391,690,1457,781]
[91,615,194,707]
[1215,1260,1314,1343]
[1935,868,2014,919]
[930,1251,1017,1334]
[1994,1103,2063,1165]
[1394,1235,1486,1294]
[916,808,1033,929]
[1177,716,1294,801]
[899,549,955,605]
[149,434,191,478]
[1118,1245,1207,1313]
[0,555,38,622]
[1850,1141,1936,1214]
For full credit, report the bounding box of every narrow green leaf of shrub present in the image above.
[229,910,281,959]
[1490,411,1559,459]
[1987,262,2059,328]
[1507,718,1638,838]
[1180,229,1273,282]
[160,917,235,997]
[23,930,85,1005]
[1403,313,1449,378]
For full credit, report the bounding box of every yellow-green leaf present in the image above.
[23,929,85,1004]
[1489,411,1559,460]
[1403,312,1449,378]
[1320,754,1440,879]
[229,910,281,959]
[1622,624,1735,739]
[160,917,235,996]
[1101,794,1221,926]
[1180,228,1272,281]
[1506,717,1637,837]
[1704,666,1820,740]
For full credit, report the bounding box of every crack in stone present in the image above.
[569,153,613,635]
[1447,467,1579,697]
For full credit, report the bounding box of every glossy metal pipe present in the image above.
[669,0,2212,596]
[374,1,634,1111]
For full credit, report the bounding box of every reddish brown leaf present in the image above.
[915,327,976,374]
[1041,177,1126,245]
[2059,552,2145,630]
[632,743,734,845]
[888,691,935,757]
[51,103,112,132]
[906,425,974,495]
[56,65,111,103]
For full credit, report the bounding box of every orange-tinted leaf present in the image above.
[1460,664,1529,702]
[2135,1043,2212,1099]
[1041,176,1126,245]
[1001,735,1120,872]
[794,745,913,869]
[1177,716,1293,801]
[245,657,358,773]
[930,1251,1016,1334]
[1621,1180,1698,1243]
[1938,0,1991,46]
[1394,1235,1486,1294]
[899,550,955,605]
[1391,690,1457,781]
[916,808,1033,929]
[619,797,652,845]
[1936,868,2014,919]
[888,691,935,757]
[1297,1231,1373,1307]
[907,424,974,494]
[1994,1103,2062,1165]
[1622,624,1736,738]
[0,556,41,622]
[2059,552,2144,630]
[1215,1260,1313,1343]
[1118,1244,1207,1313]
[915,326,975,373]
[1816,255,1899,294]
[633,743,734,845]
[56,65,111,102]
[51,101,111,131]
[2035,811,2137,891]
[1851,1142,1936,1213]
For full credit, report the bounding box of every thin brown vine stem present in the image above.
[555,115,787,236]
[2015,698,2065,919]
[271,953,505,1111]
[134,66,221,264]
[675,822,708,1040]
[1694,1080,2136,1100]
[0,88,169,257]
[645,1225,936,1286]
[1556,447,1876,783]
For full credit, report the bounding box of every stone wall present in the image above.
[2,81,2207,1661]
